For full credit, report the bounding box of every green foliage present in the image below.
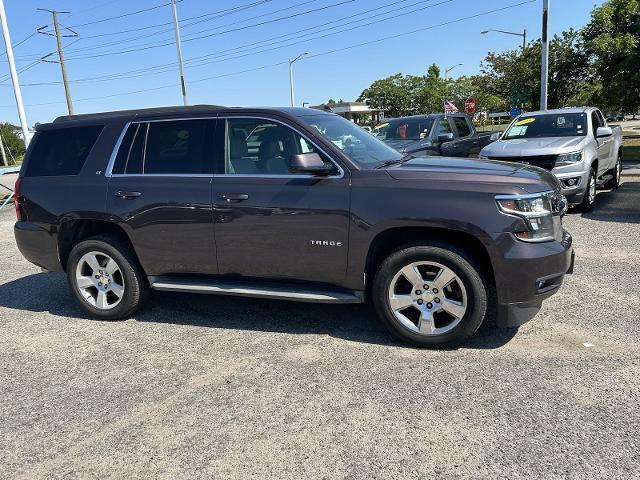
[0,123,25,165]
[482,29,590,110]
[583,0,640,113]
[358,0,638,118]
[358,65,503,117]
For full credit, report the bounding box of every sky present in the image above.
[1,0,605,125]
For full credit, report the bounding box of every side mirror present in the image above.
[437,133,454,143]
[288,153,333,175]
[490,132,501,142]
[596,126,612,138]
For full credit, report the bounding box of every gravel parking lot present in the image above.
[1,181,639,479]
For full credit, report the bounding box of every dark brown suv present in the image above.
[14,106,574,347]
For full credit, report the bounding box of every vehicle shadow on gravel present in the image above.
[0,272,517,350]
[577,180,640,223]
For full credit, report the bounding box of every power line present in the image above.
[0,32,37,58]
[52,0,272,41]
[5,0,446,86]
[63,0,356,61]
[67,1,179,28]
[0,0,535,109]
[4,0,431,85]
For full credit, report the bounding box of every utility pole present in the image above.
[288,52,309,107]
[0,0,31,147]
[540,0,550,110]
[37,9,77,115]
[170,0,188,105]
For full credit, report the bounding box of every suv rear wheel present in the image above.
[372,243,488,347]
[66,234,148,320]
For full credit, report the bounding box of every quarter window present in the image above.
[25,125,103,177]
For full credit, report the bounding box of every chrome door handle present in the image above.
[115,191,142,199]
[219,193,249,203]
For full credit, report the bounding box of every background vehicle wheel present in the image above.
[607,153,622,189]
[372,243,488,347]
[66,234,148,320]
[578,168,597,212]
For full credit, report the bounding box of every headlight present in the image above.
[495,192,565,242]
[556,151,582,166]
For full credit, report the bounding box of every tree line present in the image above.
[358,0,639,118]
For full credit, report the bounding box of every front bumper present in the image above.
[494,229,574,328]
[553,169,591,205]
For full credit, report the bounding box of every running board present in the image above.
[148,276,364,304]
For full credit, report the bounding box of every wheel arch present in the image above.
[364,226,495,290]
[58,219,136,272]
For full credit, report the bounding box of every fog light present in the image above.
[562,177,581,188]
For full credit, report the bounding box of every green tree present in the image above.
[481,29,590,110]
[0,123,25,165]
[583,0,640,115]
[358,73,423,117]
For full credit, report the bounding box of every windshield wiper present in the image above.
[375,154,415,169]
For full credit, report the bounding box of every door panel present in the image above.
[212,117,350,286]
[108,176,215,275]
[213,176,350,285]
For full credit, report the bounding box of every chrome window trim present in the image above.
[217,115,344,179]
[104,115,344,179]
[105,116,218,177]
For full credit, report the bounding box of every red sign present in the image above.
[464,97,476,113]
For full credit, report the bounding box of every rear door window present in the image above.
[25,125,103,177]
[111,119,212,175]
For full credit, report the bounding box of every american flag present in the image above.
[444,100,459,113]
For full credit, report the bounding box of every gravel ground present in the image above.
[0,181,639,479]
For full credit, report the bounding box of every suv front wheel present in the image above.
[372,243,488,347]
[66,234,148,320]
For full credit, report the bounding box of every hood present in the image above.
[482,136,585,156]
[383,138,429,152]
[385,156,559,194]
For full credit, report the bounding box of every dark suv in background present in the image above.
[14,106,574,347]
[373,113,494,158]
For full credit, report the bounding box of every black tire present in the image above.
[577,168,596,212]
[372,242,489,348]
[66,234,148,320]
[607,153,622,189]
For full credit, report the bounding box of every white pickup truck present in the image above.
[480,107,623,210]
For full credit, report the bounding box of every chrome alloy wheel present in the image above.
[616,157,622,185]
[387,261,467,336]
[588,174,596,204]
[75,251,125,310]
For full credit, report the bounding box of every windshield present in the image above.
[301,114,402,168]
[503,113,587,139]
[383,118,434,141]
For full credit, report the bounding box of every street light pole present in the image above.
[540,0,550,110]
[288,52,308,107]
[0,0,30,147]
[444,63,462,81]
[481,28,527,52]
